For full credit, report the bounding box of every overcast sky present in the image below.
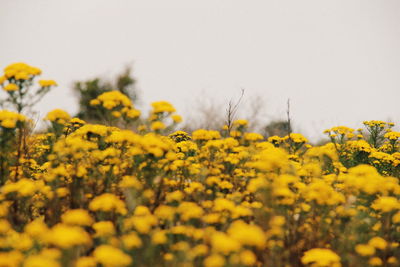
[1,0,400,139]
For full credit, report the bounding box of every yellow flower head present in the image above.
[151,121,166,131]
[372,196,400,213]
[171,114,182,123]
[301,248,341,267]
[93,221,116,237]
[89,193,127,215]
[93,245,132,267]
[3,83,19,92]
[233,119,248,127]
[45,109,71,124]
[46,224,91,249]
[39,80,57,87]
[4,62,41,79]
[151,101,176,114]
[355,244,375,256]
[62,209,94,226]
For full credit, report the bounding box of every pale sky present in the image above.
[1,0,400,139]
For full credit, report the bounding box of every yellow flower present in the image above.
[0,251,23,267]
[388,257,398,265]
[177,201,204,221]
[369,257,383,266]
[40,248,61,260]
[151,101,176,113]
[126,215,157,234]
[165,190,184,202]
[0,219,11,234]
[211,232,241,255]
[393,211,400,224]
[192,129,221,141]
[371,196,400,213]
[240,250,257,266]
[171,114,182,123]
[4,62,41,79]
[355,244,375,256]
[46,224,91,249]
[0,75,6,84]
[384,131,400,141]
[56,187,69,198]
[39,80,57,87]
[154,205,176,221]
[233,119,248,127]
[227,220,266,248]
[244,132,264,141]
[152,230,168,244]
[93,221,115,237]
[8,232,33,251]
[118,175,143,190]
[25,219,48,239]
[125,108,140,118]
[134,205,152,216]
[121,233,142,249]
[112,111,122,118]
[89,193,127,215]
[45,109,71,124]
[301,248,341,267]
[3,83,19,91]
[287,133,308,143]
[2,178,38,197]
[151,121,166,131]
[75,257,97,267]
[368,237,387,250]
[90,99,100,106]
[93,245,132,267]
[97,91,133,109]
[61,209,93,226]
[163,253,174,261]
[15,71,29,80]
[0,110,26,128]
[230,130,241,137]
[190,244,209,258]
[24,255,60,267]
[204,254,225,267]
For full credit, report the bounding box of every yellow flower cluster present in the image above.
[44,109,71,124]
[151,101,176,114]
[90,90,141,119]
[0,63,400,267]
[3,62,41,80]
[301,248,341,267]
[89,193,128,215]
[1,63,56,93]
[363,120,393,128]
[146,101,181,133]
[0,110,26,128]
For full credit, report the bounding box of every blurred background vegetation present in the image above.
[72,66,308,141]
[73,67,138,123]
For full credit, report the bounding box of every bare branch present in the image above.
[226,88,245,131]
[286,98,292,136]
[286,98,294,153]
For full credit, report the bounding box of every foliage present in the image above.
[73,67,138,123]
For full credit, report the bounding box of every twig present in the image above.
[286,99,293,153]
[226,88,245,132]
[286,99,292,136]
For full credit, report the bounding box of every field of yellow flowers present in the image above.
[0,63,399,267]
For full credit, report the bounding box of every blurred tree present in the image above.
[73,67,138,122]
[263,120,290,138]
